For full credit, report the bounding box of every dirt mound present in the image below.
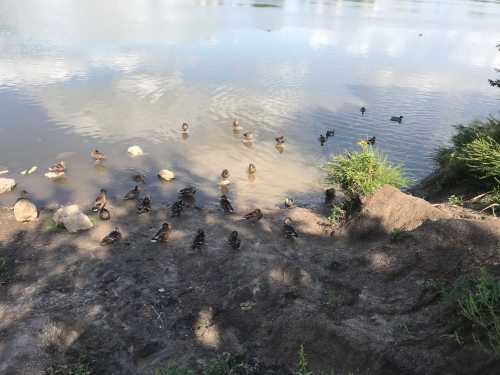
[345,185,451,239]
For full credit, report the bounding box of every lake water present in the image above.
[0,0,499,209]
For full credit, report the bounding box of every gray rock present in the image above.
[53,205,94,233]
[0,178,16,194]
[14,198,38,222]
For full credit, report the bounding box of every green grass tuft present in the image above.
[324,144,411,198]
[448,194,463,206]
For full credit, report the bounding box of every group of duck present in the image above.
[42,107,404,249]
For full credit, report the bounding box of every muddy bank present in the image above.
[0,187,499,375]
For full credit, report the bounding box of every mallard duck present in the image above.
[191,229,205,250]
[319,134,326,146]
[101,227,122,245]
[360,107,366,116]
[326,129,335,138]
[171,200,185,217]
[284,197,295,208]
[92,189,107,212]
[243,208,263,223]
[181,122,189,133]
[91,148,106,162]
[151,223,171,243]
[325,188,336,205]
[99,206,111,220]
[390,116,404,123]
[137,195,151,214]
[275,136,285,145]
[179,187,196,198]
[132,174,145,183]
[228,231,241,250]
[124,185,140,200]
[248,163,256,175]
[367,136,376,145]
[220,195,234,213]
[233,120,241,131]
[283,217,298,239]
[221,169,230,180]
[243,132,254,142]
[49,161,65,173]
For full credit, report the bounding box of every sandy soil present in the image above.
[0,188,500,375]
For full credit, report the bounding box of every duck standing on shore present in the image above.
[151,223,171,243]
[220,195,234,213]
[283,217,298,239]
[228,231,241,250]
[192,229,205,251]
[124,185,140,200]
[101,227,122,245]
[319,134,326,146]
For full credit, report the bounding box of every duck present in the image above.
[151,223,171,243]
[137,195,151,214]
[179,187,196,198]
[283,217,298,239]
[171,200,185,217]
[319,134,326,146]
[233,119,241,131]
[191,229,205,250]
[181,122,189,133]
[220,195,234,213]
[221,169,230,180]
[248,163,256,175]
[275,136,285,145]
[243,132,254,142]
[228,231,241,250]
[390,116,404,123]
[367,136,376,146]
[326,129,335,138]
[49,161,66,173]
[101,227,122,245]
[284,197,295,208]
[275,143,284,154]
[92,189,107,212]
[360,107,366,116]
[123,185,140,200]
[98,206,111,221]
[91,148,106,162]
[243,208,263,223]
[132,174,145,183]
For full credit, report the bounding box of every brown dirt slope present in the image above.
[0,189,499,375]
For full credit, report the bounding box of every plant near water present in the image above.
[295,345,313,375]
[328,204,346,225]
[448,194,463,206]
[390,228,405,241]
[324,144,411,198]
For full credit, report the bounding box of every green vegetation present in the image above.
[295,344,312,375]
[441,268,500,357]
[252,3,280,7]
[324,144,411,198]
[390,228,405,241]
[447,194,463,206]
[328,204,346,225]
[155,367,195,375]
[435,117,500,188]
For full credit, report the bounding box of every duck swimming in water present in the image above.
[275,136,285,145]
[367,136,376,146]
[151,223,171,243]
[49,161,66,173]
[228,231,241,250]
[390,116,404,123]
[91,148,106,163]
[242,208,263,223]
[283,217,298,239]
[123,185,140,200]
[192,229,205,251]
[319,134,326,146]
[101,227,122,245]
[171,200,185,217]
[137,195,151,214]
[92,189,107,212]
[248,163,256,175]
[360,107,366,116]
[220,195,234,213]
[326,129,335,138]
[233,120,241,132]
[98,206,111,221]
[181,122,189,133]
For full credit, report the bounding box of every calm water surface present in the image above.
[0,0,499,209]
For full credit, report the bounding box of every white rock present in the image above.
[45,171,65,179]
[158,169,175,181]
[14,198,38,222]
[0,170,9,176]
[53,205,94,233]
[0,178,16,194]
[127,145,144,157]
[28,166,37,174]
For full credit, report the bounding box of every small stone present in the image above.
[53,205,94,233]
[0,178,16,194]
[14,198,38,222]
[44,171,65,179]
[158,169,175,181]
[158,288,166,293]
[0,170,8,176]
[127,145,144,157]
